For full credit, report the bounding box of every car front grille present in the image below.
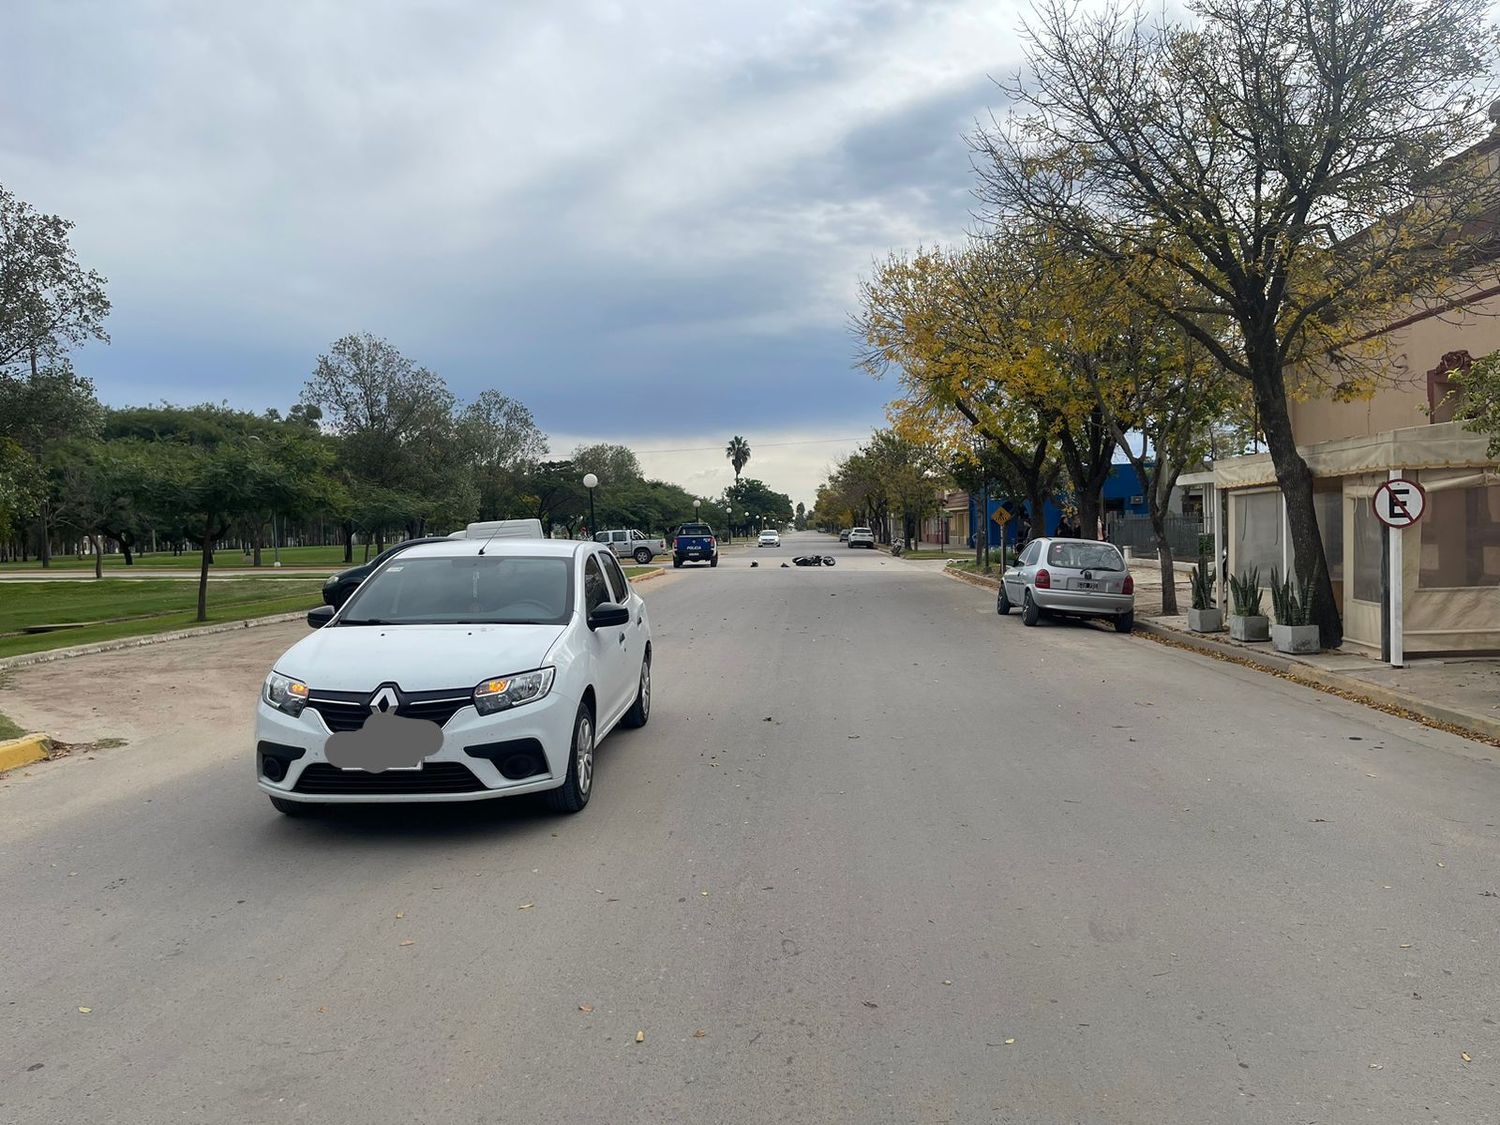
[292,762,485,795]
[304,688,473,733]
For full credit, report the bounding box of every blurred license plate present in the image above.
[1070,579,1099,591]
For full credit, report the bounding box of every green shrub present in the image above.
[1229,567,1264,617]
[1189,558,1215,610]
[1269,567,1316,626]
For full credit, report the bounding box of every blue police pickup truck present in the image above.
[672,522,718,568]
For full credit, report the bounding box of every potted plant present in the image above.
[1269,567,1320,654]
[1228,567,1270,642]
[1187,558,1222,632]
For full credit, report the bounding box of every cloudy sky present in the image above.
[6,0,1027,505]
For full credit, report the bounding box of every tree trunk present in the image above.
[89,534,103,579]
[342,521,355,564]
[1252,361,1341,647]
[38,501,51,568]
[121,538,134,565]
[197,516,215,622]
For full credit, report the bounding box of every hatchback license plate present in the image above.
[1071,579,1099,591]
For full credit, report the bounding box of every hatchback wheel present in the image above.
[997,584,1012,615]
[548,703,594,813]
[1115,611,1134,634]
[1021,590,1041,627]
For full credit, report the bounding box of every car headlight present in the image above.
[265,672,310,717]
[473,667,555,716]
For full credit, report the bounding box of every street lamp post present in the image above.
[583,473,599,539]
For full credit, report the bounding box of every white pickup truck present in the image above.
[594,528,666,564]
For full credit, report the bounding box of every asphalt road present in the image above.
[3,532,1497,1123]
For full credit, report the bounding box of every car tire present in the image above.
[710,557,718,568]
[269,795,317,817]
[673,556,683,569]
[997,585,1012,615]
[1115,611,1134,634]
[634,548,653,564]
[1022,590,1041,627]
[547,702,594,814]
[621,654,651,729]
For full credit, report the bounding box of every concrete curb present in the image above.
[0,611,308,672]
[941,564,1500,747]
[0,734,51,774]
[629,568,669,585]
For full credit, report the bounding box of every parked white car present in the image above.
[847,527,875,548]
[758,530,781,547]
[255,529,652,816]
[594,528,666,564]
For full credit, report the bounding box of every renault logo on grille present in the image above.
[369,686,400,714]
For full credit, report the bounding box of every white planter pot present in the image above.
[1229,614,1270,642]
[1271,623,1320,654]
[1188,607,1223,633]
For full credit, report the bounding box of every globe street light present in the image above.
[583,472,599,539]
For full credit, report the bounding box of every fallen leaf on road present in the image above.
[635,1030,645,1043]
[1369,1063,1383,1070]
[1437,862,1446,868]
[1004,1038,1016,1045]
[693,1029,707,1038]
[399,940,415,947]
[1399,943,1412,949]
[700,890,709,896]
[943,980,953,986]
[77,1007,91,1014]
[579,1004,593,1013]
[317,1006,328,1014]
[518,903,534,910]
[862,1001,878,1009]
[1461,1052,1472,1062]
[395,912,404,919]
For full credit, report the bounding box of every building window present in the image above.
[1234,491,1282,581]
[1352,498,1382,602]
[1420,483,1500,588]
[1314,486,1344,583]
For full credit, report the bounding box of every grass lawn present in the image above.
[0,579,324,658]
[896,548,971,559]
[0,712,24,741]
[0,544,359,572]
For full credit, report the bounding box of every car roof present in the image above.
[395,538,594,561]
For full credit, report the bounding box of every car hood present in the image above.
[273,623,568,692]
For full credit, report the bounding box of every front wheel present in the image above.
[269,795,318,817]
[1115,611,1134,634]
[621,655,651,729]
[634,548,653,564]
[1022,590,1040,627]
[997,584,1012,615]
[709,556,718,568]
[673,556,683,569]
[547,703,594,813]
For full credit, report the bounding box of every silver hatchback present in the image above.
[997,537,1135,632]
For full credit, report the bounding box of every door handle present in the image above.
[617,632,626,646]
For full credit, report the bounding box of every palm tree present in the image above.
[725,435,751,484]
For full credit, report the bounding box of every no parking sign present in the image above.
[1372,478,1426,529]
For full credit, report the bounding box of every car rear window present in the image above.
[678,524,713,536]
[1047,542,1124,571]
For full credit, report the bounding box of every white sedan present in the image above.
[255,536,651,816]
[758,530,781,547]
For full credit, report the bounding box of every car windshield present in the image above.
[338,555,573,625]
[1047,541,1124,571]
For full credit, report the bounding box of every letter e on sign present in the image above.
[1372,478,1427,529]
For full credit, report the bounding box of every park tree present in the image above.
[572,442,643,487]
[458,390,547,521]
[971,0,1500,646]
[725,436,751,484]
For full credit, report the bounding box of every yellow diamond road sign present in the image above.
[991,508,1010,525]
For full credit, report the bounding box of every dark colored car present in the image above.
[672,523,718,568]
[320,536,454,608]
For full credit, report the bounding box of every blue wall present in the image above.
[967,463,1151,547]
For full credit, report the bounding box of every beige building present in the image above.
[1212,284,1500,658]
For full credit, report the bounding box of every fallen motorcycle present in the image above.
[791,555,837,567]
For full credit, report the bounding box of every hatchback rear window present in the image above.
[1047,542,1124,571]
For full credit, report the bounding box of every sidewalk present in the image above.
[942,558,1500,747]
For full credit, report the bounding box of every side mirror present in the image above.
[307,605,336,629]
[587,602,631,630]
